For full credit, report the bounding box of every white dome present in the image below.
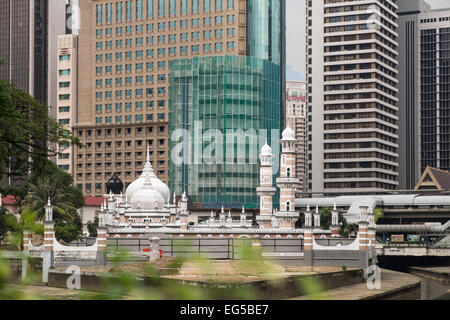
[125,176,145,199]
[148,165,170,202]
[260,143,272,156]
[130,176,165,210]
[281,127,295,141]
[125,148,170,202]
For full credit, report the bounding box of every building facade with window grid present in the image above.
[398,0,450,189]
[306,0,399,194]
[169,55,281,208]
[75,0,247,196]
[75,0,285,197]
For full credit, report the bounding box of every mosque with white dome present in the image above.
[100,128,332,239]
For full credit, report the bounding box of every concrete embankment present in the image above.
[289,269,421,300]
[408,267,450,284]
[47,267,364,300]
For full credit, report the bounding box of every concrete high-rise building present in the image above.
[0,0,70,185]
[286,80,307,191]
[56,34,78,174]
[74,0,285,197]
[398,0,450,189]
[306,0,399,194]
[48,0,76,119]
[0,0,71,109]
[0,0,49,103]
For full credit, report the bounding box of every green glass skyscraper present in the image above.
[169,56,280,208]
[169,0,285,209]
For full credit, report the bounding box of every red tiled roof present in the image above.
[84,196,106,206]
[1,195,18,205]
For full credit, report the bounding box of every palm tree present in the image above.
[21,173,82,222]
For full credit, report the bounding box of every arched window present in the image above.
[286,201,291,211]
[287,167,291,178]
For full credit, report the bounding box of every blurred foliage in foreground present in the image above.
[0,239,330,300]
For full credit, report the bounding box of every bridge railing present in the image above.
[384,241,429,248]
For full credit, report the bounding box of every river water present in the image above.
[419,277,450,300]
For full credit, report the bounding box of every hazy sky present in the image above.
[286,0,450,79]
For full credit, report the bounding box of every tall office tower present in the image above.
[169,56,280,208]
[286,80,307,191]
[56,35,78,174]
[306,0,399,194]
[398,0,450,189]
[75,0,285,198]
[0,0,49,103]
[168,1,285,209]
[0,0,69,185]
[48,0,76,119]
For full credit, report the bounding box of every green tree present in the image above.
[319,207,332,230]
[295,207,357,238]
[21,160,84,221]
[88,217,99,237]
[0,80,81,181]
[19,160,84,242]
[339,213,358,238]
[0,207,9,245]
[374,208,384,223]
[55,213,83,243]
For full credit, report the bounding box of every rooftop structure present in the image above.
[415,166,450,191]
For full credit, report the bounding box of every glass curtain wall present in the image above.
[169,55,280,208]
[247,0,286,129]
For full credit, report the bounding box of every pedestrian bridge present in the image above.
[376,241,450,257]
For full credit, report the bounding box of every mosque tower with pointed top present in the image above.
[275,127,300,228]
[256,143,277,229]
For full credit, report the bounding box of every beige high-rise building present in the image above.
[74,0,248,195]
[286,80,307,192]
[56,34,78,174]
[306,0,399,194]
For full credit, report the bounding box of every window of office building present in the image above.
[116,2,123,22]
[106,3,112,23]
[126,1,132,21]
[136,0,143,19]
[96,4,103,24]
[204,0,211,12]
[159,0,165,17]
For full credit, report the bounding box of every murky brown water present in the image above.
[419,277,450,300]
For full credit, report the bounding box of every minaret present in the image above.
[227,210,233,228]
[240,206,247,228]
[358,205,370,251]
[43,198,55,283]
[219,206,226,227]
[256,143,276,229]
[313,205,321,228]
[209,210,216,227]
[107,190,116,222]
[275,127,300,229]
[169,192,178,223]
[178,191,189,230]
[330,203,341,237]
[303,204,313,251]
[367,208,376,251]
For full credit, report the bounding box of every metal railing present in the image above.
[384,241,429,248]
[314,238,356,247]
[105,238,306,260]
[68,237,97,247]
[107,238,149,253]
